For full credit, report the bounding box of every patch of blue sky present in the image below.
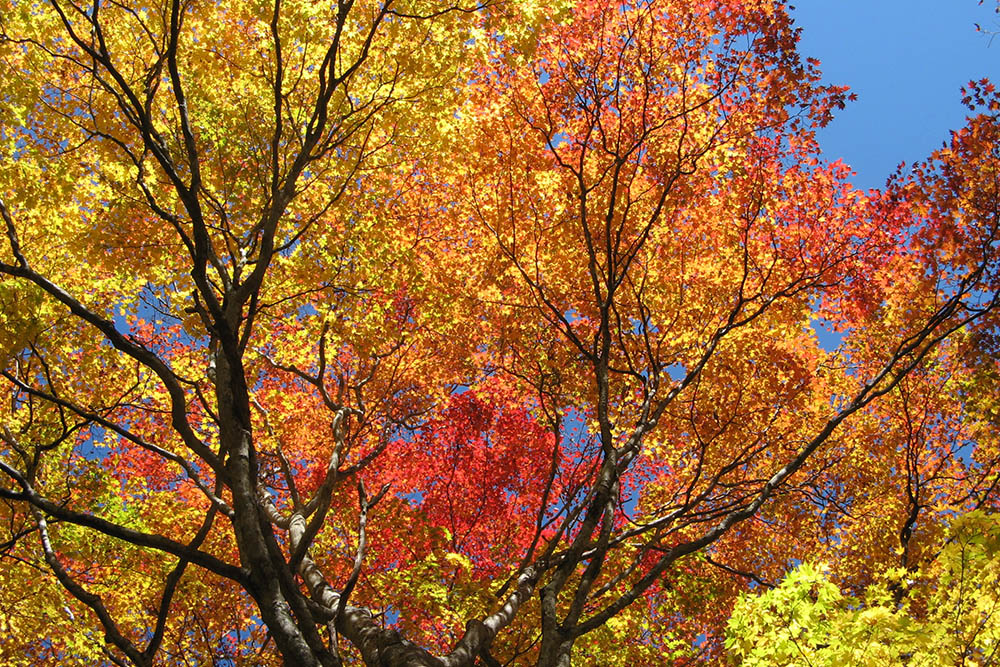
[810,317,846,353]
[664,362,686,382]
[74,425,112,460]
[791,2,1000,192]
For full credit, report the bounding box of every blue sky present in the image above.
[791,1,1000,190]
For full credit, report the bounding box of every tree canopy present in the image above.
[727,511,1000,665]
[0,0,999,665]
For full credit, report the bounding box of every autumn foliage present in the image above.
[1,0,999,665]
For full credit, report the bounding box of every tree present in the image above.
[0,0,997,665]
[726,511,1000,665]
